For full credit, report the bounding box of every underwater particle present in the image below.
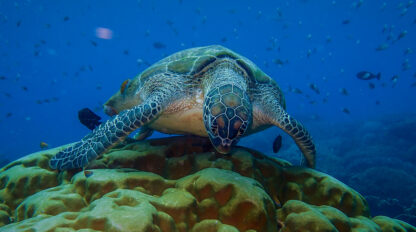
[16,20,21,27]
[339,88,349,96]
[309,83,320,94]
[400,8,408,16]
[4,93,12,98]
[120,79,130,94]
[123,50,129,55]
[411,82,416,87]
[356,71,381,80]
[342,19,350,24]
[375,100,380,105]
[342,108,350,114]
[36,100,42,104]
[88,65,93,71]
[63,16,70,21]
[306,33,312,40]
[6,112,12,117]
[25,116,31,121]
[220,37,227,43]
[40,142,49,149]
[95,27,113,40]
[45,23,51,28]
[21,86,28,91]
[375,43,388,51]
[273,135,282,153]
[78,108,102,130]
[353,0,364,8]
[0,76,5,80]
[368,82,375,89]
[153,42,166,49]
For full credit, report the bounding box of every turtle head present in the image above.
[104,79,140,116]
[203,85,252,154]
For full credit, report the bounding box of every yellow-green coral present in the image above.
[0,136,415,232]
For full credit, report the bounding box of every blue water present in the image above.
[1,0,415,224]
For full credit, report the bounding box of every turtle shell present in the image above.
[138,45,285,108]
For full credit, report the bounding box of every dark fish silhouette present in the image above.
[78,108,102,130]
[273,135,282,153]
[356,71,381,80]
[153,42,166,49]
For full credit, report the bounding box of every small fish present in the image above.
[375,43,388,51]
[309,83,320,94]
[342,19,350,24]
[153,42,166,49]
[273,59,287,66]
[339,88,349,96]
[293,88,303,94]
[404,48,413,55]
[120,79,130,94]
[342,108,350,114]
[402,59,411,71]
[90,40,97,47]
[397,30,408,41]
[84,169,93,178]
[273,135,282,153]
[40,142,49,149]
[78,108,102,130]
[356,71,381,80]
[368,83,375,89]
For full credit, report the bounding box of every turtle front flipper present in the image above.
[49,99,162,170]
[267,104,316,168]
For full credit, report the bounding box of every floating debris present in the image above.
[16,20,21,27]
[404,48,413,55]
[5,112,12,117]
[0,76,5,80]
[356,71,381,80]
[411,82,416,87]
[63,16,70,21]
[95,27,113,40]
[342,19,350,24]
[21,86,28,91]
[90,40,98,47]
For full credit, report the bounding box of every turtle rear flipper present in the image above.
[49,98,162,170]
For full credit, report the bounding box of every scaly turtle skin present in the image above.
[50,45,316,170]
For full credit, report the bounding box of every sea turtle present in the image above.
[50,45,316,170]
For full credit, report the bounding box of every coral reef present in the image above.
[0,136,415,231]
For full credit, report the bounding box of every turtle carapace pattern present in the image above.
[50,45,316,170]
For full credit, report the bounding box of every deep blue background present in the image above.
[0,0,415,224]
